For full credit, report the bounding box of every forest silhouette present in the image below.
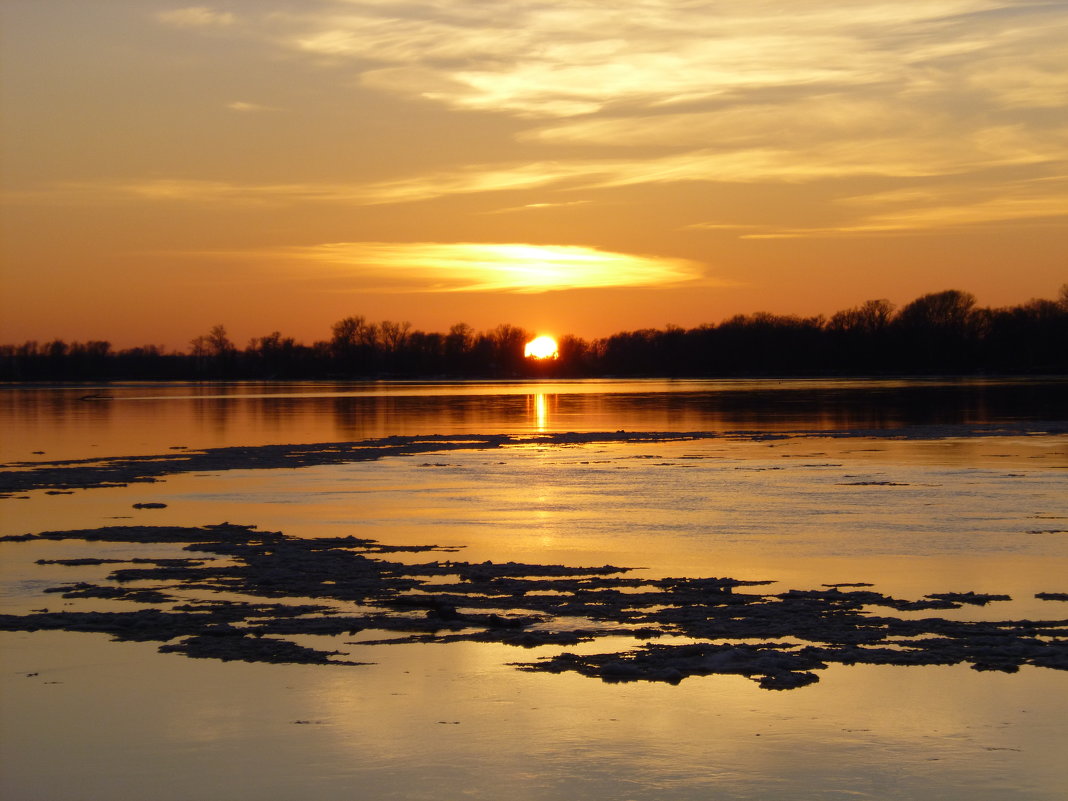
[3,287,1066,381]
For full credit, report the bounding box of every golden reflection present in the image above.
[532,392,549,430]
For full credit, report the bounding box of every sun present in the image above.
[524,335,559,360]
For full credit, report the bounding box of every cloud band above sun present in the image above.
[284,242,704,293]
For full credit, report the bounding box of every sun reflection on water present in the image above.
[527,392,550,430]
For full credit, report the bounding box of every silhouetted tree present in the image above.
[489,324,529,376]
[402,330,445,375]
[983,298,1068,372]
[4,286,1067,380]
[330,316,375,375]
[246,331,304,378]
[828,299,896,371]
[556,334,591,376]
[330,316,364,353]
[188,324,236,377]
[69,340,112,379]
[898,290,976,331]
[710,313,826,374]
[206,325,234,357]
[895,290,978,370]
[378,320,412,353]
[445,323,476,375]
[830,299,895,335]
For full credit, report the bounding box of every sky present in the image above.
[1,0,1066,349]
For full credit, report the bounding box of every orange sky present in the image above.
[1,1,1066,349]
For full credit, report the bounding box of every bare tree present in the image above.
[446,323,473,353]
[378,320,412,352]
[897,290,976,331]
[489,323,529,374]
[201,324,235,357]
[330,316,368,356]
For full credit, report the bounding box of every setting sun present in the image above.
[524,335,559,360]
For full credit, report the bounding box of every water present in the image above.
[3,377,1065,462]
[2,379,1066,800]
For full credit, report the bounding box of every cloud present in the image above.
[9,118,1062,213]
[284,1,1018,118]
[157,6,235,28]
[683,223,765,232]
[226,101,282,113]
[484,200,593,215]
[270,1,1064,129]
[159,1,1068,137]
[10,1,1067,243]
[966,60,1068,109]
[158,2,1064,211]
[522,97,921,149]
[275,242,705,292]
[343,127,1065,204]
[144,4,1066,200]
[736,179,1068,238]
[0,179,361,208]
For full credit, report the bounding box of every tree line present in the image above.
[3,287,1066,381]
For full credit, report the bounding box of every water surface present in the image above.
[2,379,1066,800]
[4,377,1064,462]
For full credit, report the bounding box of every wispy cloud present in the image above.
[16,0,1068,244]
[8,122,1063,216]
[324,126,1065,204]
[299,2,1062,130]
[2,170,597,208]
[485,200,593,215]
[151,1,1068,212]
[226,101,283,113]
[522,97,927,149]
[737,179,1068,238]
[285,1,1020,118]
[156,6,235,28]
[683,223,766,233]
[1,179,377,207]
[272,242,704,292]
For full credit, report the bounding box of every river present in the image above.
[2,378,1066,800]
